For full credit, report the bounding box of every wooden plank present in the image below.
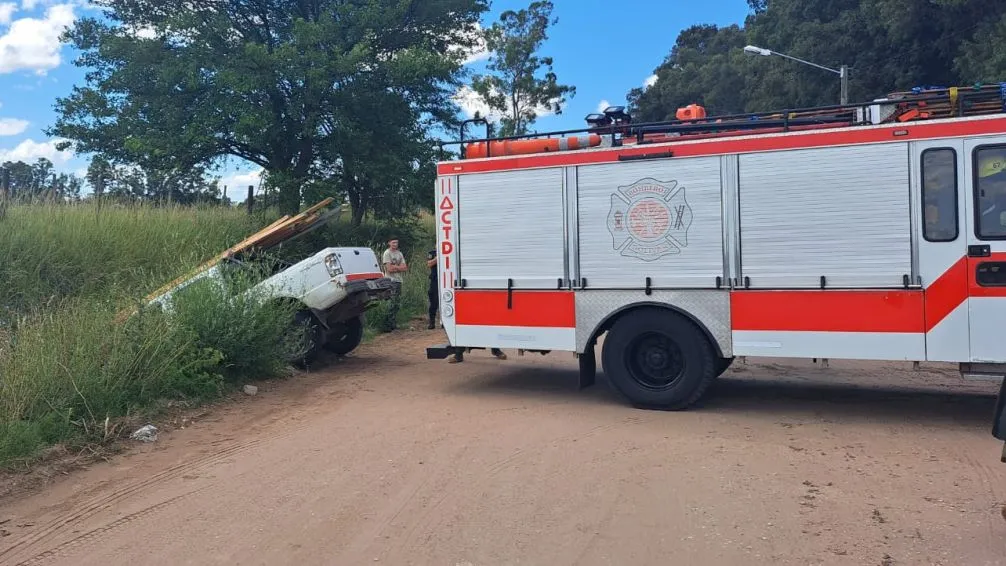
[121,199,337,320]
[141,214,295,302]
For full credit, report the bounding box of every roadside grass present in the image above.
[0,202,436,467]
[0,202,263,316]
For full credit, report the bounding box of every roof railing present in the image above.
[440,84,1006,160]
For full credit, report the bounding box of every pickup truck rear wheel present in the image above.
[285,311,322,369]
[325,316,364,356]
[601,309,716,410]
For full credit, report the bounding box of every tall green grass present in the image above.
[0,202,436,465]
[0,202,262,315]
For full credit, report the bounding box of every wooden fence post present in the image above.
[1,167,10,199]
[246,185,254,214]
[0,167,8,218]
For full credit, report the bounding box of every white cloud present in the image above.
[596,99,611,113]
[20,0,40,8]
[218,167,263,193]
[121,22,157,39]
[0,137,73,163]
[0,117,29,135]
[0,4,76,74]
[454,85,562,124]
[0,3,17,24]
[454,85,500,121]
[644,74,658,89]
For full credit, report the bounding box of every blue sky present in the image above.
[0,0,751,194]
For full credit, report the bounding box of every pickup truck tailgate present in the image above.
[335,248,384,280]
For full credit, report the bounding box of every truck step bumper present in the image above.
[426,344,456,360]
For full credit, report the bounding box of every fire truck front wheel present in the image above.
[601,309,716,410]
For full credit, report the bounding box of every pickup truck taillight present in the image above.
[324,253,343,277]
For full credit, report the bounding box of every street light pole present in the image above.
[744,45,849,105]
[840,64,849,106]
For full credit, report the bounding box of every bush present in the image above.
[0,301,224,463]
[166,273,297,380]
[0,202,291,465]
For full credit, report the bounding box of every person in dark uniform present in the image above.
[426,249,439,329]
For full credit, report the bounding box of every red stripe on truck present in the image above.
[731,290,926,333]
[455,290,575,328]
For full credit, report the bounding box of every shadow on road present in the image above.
[705,377,998,428]
[449,365,999,429]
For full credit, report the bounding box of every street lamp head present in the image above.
[744,45,772,56]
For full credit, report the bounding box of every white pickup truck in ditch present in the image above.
[139,199,395,366]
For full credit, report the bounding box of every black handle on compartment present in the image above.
[618,151,674,162]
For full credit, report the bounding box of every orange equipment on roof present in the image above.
[676,104,707,121]
[464,134,602,159]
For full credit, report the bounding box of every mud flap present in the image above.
[578,345,596,390]
[994,377,1006,463]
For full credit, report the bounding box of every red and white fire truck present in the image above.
[427,85,1006,456]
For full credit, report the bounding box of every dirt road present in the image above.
[1,328,1004,565]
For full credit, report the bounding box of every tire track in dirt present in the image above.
[13,489,208,566]
[0,349,409,561]
[954,441,1006,552]
[339,437,474,561]
[0,417,319,562]
[384,416,647,560]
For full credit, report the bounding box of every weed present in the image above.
[0,201,436,466]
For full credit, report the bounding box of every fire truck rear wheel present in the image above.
[601,309,716,410]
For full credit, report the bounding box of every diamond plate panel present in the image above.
[575,290,731,355]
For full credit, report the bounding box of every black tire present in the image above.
[716,357,735,376]
[325,316,364,356]
[601,309,716,410]
[284,310,323,369]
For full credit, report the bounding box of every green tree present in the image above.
[85,155,114,202]
[627,24,749,122]
[470,0,575,137]
[629,0,1006,120]
[955,13,1006,82]
[1,158,82,201]
[85,156,222,205]
[51,0,487,215]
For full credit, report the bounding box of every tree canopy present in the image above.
[470,0,574,137]
[85,156,223,205]
[51,0,488,217]
[630,0,1006,121]
[1,158,82,202]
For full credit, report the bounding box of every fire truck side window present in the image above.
[975,145,1006,240]
[921,148,958,242]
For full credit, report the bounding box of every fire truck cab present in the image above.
[427,87,1006,460]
